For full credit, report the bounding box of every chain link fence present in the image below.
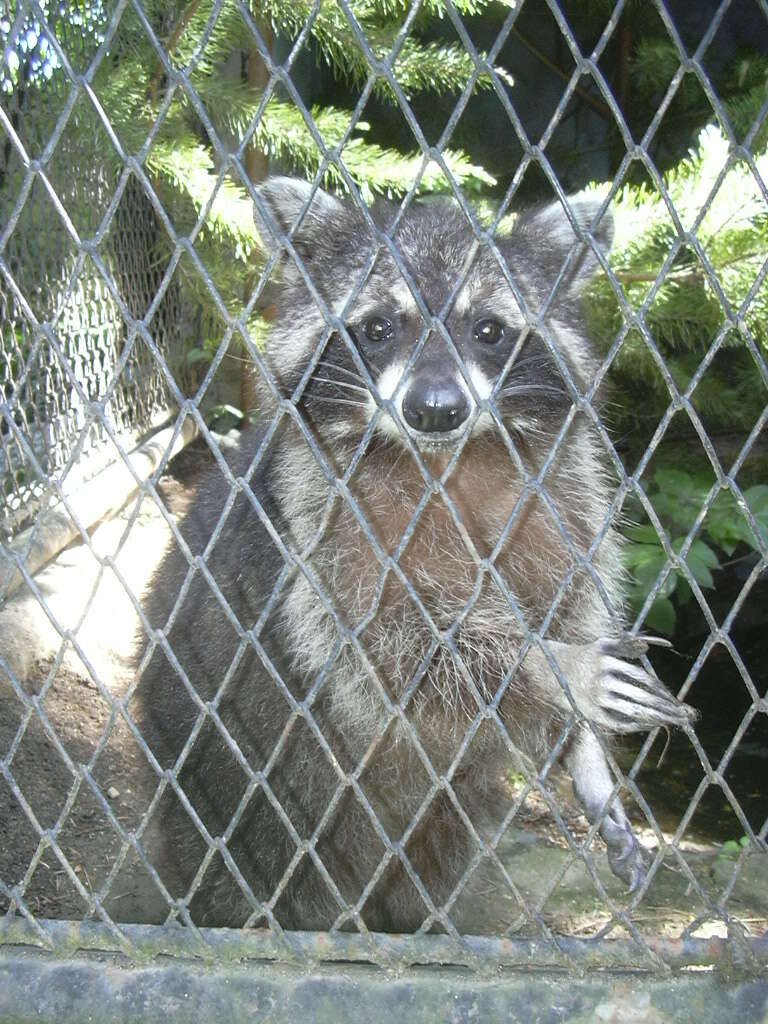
[0,13,188,540]
[1,0,767,1016]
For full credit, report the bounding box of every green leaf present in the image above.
[644,597,676,634]
[654,469,698,493]
[675,576,692,605]
[672,537,719,567]
[705,491,748,551]
[623,543,666,576]
[185,347,211,366]
[719,836,750,857]
[672,538,718,588]
[624,524,661,545]
[685,560,714,589]
[625,546,677,601]
[744,484,768,508]
[690,539,719,569]
[743,485,768,548]
[652,491,700,532]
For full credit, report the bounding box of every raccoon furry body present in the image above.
[137,179,694,932]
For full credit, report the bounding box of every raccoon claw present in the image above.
[587,798,650,891]
[605,820,650,893]
[595,642,695,734]
[578,787,650,891]
[598,634,672,660]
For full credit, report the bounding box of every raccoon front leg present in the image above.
[522,635,694,890]
[566,726,648,891]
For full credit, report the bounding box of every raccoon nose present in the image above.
[401,376,470,434]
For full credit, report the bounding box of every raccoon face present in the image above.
[253,179,613,454]
[340,285,564,451]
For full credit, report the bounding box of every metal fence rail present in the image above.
[0,0,767,1017]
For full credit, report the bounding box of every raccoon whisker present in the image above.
[390,443,411,474]
[496,419,550,444]
[497,384,569,399]
[302,395,369,409]
[316,359,368,386]
[311,375,370,395]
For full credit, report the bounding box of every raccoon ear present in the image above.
[518,194,614,287]
[253,177,346,259]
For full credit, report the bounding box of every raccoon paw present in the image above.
[569,729,652,893]
[600,806,651,892]
[596,637,695,734]
[574,763,650,891]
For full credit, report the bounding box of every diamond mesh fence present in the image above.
[0,0,767,984]
[0,11,189,541]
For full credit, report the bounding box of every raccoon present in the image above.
[136,178,694,932]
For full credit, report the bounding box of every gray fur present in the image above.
[136,180,695,931]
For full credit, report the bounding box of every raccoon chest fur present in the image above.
[274,437,587,749]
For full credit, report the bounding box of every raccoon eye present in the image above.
[362,316,394,344]
[473,318,505,345]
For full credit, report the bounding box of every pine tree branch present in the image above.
[146,138,256,255]
[175,0,258,78]
[369,0,509,16]
[257,0,502,100]
[166,0,205,58]
[510,27,612,118]
[615,250,766,283]
[149,0,204,107]
[196,84,496,193]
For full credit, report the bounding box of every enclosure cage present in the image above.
[1,0,767,1020]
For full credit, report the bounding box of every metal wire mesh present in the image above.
[0,0,766,981]
[0,8,185,539]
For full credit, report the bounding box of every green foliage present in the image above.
[623,468,768,634]
[629,39,768,153]
[584,123,768,441]
[718,836,750,858]
[198,81,494,205]
[724,55,768,151]
[254,0,511,101]
[5,0,501,334]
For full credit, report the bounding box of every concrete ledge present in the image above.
[0,953,767,1024]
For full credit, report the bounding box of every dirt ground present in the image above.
[0,650,595,928]
[0,443,210,926]
[1,440,766,938]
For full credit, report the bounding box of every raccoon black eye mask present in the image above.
[136,178,695,931]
